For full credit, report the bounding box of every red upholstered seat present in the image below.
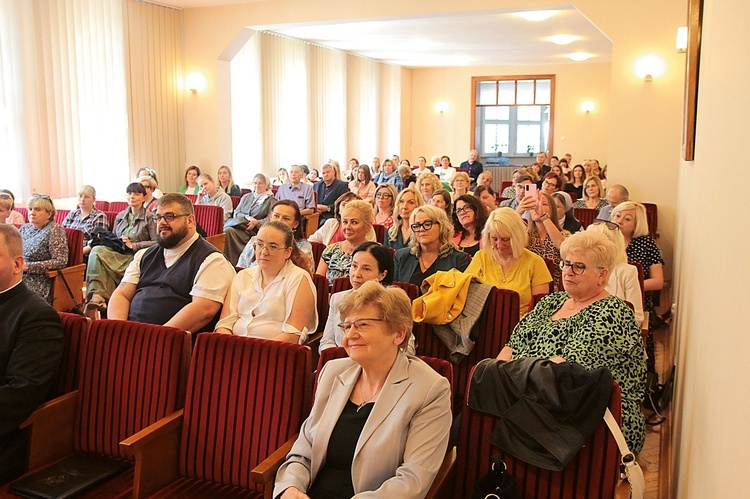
[450,378,623,498]
[310,241,325,269]
[62,228,84,266]
[54,209,70,224]
[372,223,386,244]
[108,201,129,213]
[3,321,190,497]
[230,195,241,208]
[194,204,224,237]
[573,207,598,229]
[643,202,658,238]
[104,211,118,229]
[312,273,329,332]
[134,334,312,498]
[415,287,520,414]
[16,207,28,222]
[500,180,512,193]
[241,188,252,196]
[184,194,198,203]
[47,229,85,312]
[52,312,90,397]
[94,200,110,211]
[74,321,191,457]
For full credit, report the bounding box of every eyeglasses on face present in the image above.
[338,318,384,335]
[375,192,393,199]
[252,241,288,254]
[410,220,438,232]
[559,259,604,275]
[455,205,473,214]
[152,213,190,223]
[592,219,620,230]
[543,180,558,188]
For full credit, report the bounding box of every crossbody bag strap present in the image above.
[603,408,645,499]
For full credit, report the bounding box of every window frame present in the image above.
[471,75,555,160]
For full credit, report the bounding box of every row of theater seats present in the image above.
[7,301,627,498]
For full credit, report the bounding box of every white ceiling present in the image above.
[164,2,612,68]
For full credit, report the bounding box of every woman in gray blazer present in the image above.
[274,281,452,499]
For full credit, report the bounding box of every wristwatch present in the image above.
[539,213,550,222]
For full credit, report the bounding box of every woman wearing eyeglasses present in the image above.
[0,190,26,224]
[19,194,68,303]
[274,281,451,499]
[84,182,157,316]
[373,183,397,228]
[393,205,468,287]
[215,221,317,342]
[587,220,644,326]
[385,187,424,251]
[450,171,473,202]
[317,200,375,285]
[497,231,646,454]
[465,208,552,317]
[452,195,486,257]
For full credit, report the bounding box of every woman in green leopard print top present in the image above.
[498,231,647,453]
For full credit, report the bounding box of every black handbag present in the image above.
[89,227,128,253]
[471,454,520,499]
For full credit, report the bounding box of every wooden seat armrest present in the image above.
[119,410,184,499]
[250,436,297,485]
[45,263,86,279]
[424,446,456,499]
[206,233,226,253]
[21,391,78,469]
[614,478,632,499]
[304,332,323,348]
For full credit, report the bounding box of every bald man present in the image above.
[0,225,63,484]
[597,185,630,221]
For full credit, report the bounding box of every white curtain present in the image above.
[229,31,401,178]
[124,0,184,194]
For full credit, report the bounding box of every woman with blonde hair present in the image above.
[393,205,469,286]
[450,171,472,201]
[372,183,397,228]
[317,200,375,285]
[572,175,607,210]
[417,172,442,204]
[398,163,417,189]
[465,207,552,316]
[217,165,242,197]
[19,194,68,302]
[587,220,644,326]
[61,185,110,255]
[0,190,25,224]
[385,187,424,251]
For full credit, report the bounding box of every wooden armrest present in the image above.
[304,332,323,348]
[250,435,297,485]
[22,391,78,469]
[303,214,319,239]
[206,233,226,253]
[424,446,456,499]
[120,409,184,499]
[46,264,86,312]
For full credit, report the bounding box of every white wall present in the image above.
[671,0,750,495]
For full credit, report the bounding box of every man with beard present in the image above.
[108,194,235,333]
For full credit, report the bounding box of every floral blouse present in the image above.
[20,221,69,302]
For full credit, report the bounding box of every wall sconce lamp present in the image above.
[580,100,595,113]
[676,26,688,53]
[634,55,665,82]
[434,101,449,114]
[185,72,206,94]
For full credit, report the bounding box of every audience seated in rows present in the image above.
[84,182,157,316]
[372,183,397,228]
[348,163,376,203]
[394,205,469,287]
[527,192,571,292]
[179,165,201,195]
[136,175,160,213]
[216,221,316,342]
[0,190,26,225]
[565,164,586,199]
[108,193,235,333]
[276,165,316,216]
[20,194,68,303]
[573,175,607,210]
[217,165,242,197]
[314,163,349,227]
[223,173,274,266]
[460,149,483,188]
[136,166,164,198]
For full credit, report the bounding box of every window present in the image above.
[472,76,554,159]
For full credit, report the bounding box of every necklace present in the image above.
[357,382,383,412]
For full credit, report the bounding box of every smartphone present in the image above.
[524,183,537,197]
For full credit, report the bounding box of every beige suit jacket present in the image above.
[273,352,451,498]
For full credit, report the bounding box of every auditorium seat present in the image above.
[7,321,190,496]
[194,204,225,252]
[53,209,70,224]
[121,334,311,499]
[94,201,110,211]
[372,223,386,243]
[310,241,325,270]
[52,312,90,397]
[16,207,28,222]
[573,207,598,228]
[46,228,86,313]
[230,195,241,209]
[108,201,129,213]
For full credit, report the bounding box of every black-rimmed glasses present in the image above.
[592,219,619,230]
[152,213,190,223]
[410,220,437,232]
[559,259,604,275]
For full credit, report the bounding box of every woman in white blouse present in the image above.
[215,221,317,342]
